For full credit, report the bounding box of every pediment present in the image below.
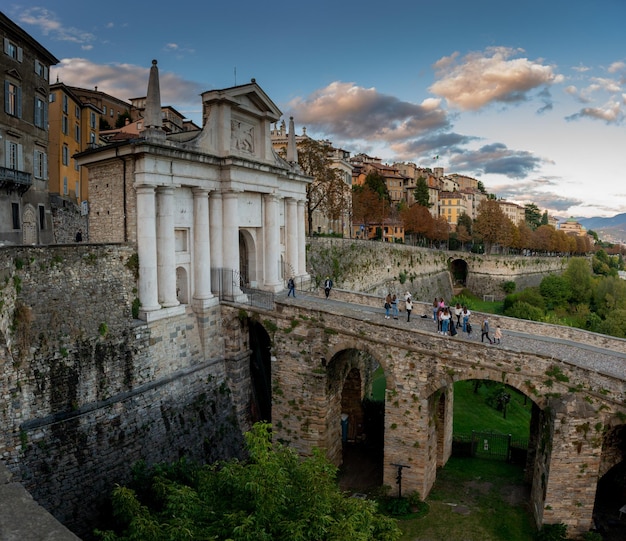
[5,68,21,81]
[201,80,282,122]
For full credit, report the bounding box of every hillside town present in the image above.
[1,11,597,252]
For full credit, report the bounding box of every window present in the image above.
[5,81,22,117]
[6,141,22,170]
[75,181,80,198]
[4,38,22,62]
[90,111,96,129]
[75,105,80,118]
[62,94,68,113]
[12,203,20,229]
[62,144,69,166]
[90,131,96,144]
[62,115,68,135]
[34,96,47,128]
[63,176,68,195]
[34,60,48,79]
[74,123,80,141]
[103,105,107,115]
[39,205,45,230]
[34,150,47,179]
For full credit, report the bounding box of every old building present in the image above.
[0,12,58,245]
[77,61,310,319]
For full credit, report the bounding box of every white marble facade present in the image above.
[78,61,310,321]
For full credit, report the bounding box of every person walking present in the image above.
[462,306,471,334]
[391,294,399,319]
[384,293,392,319]
[454,303,463,326]
[405,297,413,322]
[494,324,502,344]
[287,277,296,297]
[324,276,333,299]
[440,307,451,335]
[432,298,439,323]
[481,317,493,344]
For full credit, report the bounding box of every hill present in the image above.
[577,213,626,245]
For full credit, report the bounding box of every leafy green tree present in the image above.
[457,212,473,236]
[413,176,431,207]
[564,257,593,305]
[592,275,626,319]
[539,274,570,310]
[96,422,401,541]
[524,203,542,230]
[541,211,549,226]
[365,171,390,201]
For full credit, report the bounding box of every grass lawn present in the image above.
[396,380,535,540]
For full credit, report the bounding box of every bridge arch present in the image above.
[448,257,469,289]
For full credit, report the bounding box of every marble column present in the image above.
[192,187,213,305]
[285,197,298,277]
[209,191,223,293]
[297,199,306,276]
[156,187,179,307]
[264,193,281,289]
[222,191,241,296]
[136,185,160,314]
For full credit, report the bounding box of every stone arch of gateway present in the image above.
[235,299,626,538]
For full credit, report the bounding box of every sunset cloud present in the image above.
[429,47,563,111]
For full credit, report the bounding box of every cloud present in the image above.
[285,82,450,143]
[565,100,623,123]
[17,7,96,47]
[429,46,563,111]
[389,132,479,161]
[449,142,544,179]
[51,58,204,113]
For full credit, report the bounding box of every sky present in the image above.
[5,1,626,219]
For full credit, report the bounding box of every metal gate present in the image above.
[453,431,528,462]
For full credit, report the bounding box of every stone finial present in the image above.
[287,116,298,164]
[144,59,163,133]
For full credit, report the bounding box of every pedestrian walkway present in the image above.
[277,290,626,381]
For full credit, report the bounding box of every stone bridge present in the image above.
[231,288,626,538]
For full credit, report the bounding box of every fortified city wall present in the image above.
[0,245,246,539]
[306,237,568,300]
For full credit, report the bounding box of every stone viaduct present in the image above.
[0,242,624,539]
[231,289,626,538]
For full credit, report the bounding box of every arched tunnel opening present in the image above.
[249,319,272,423]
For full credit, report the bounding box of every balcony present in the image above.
[0,166,32,195]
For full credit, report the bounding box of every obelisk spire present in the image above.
[287,116,298,164]
[144,59,164,138]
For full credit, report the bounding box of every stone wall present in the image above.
[0,245,246,539]
[306,238,567,301]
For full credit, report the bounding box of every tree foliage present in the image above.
[96,422,401,541]
[413,176,431,207]
[473,199,507,253]
[524,203,542,230]
[295,137,346,236]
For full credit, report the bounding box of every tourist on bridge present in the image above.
[462,306,471,334]
[405,296,413,322]
[481,317,493,344]
[287,277,296,297]
[454,303,463,326]
[384,293,392,319]
[494,324,502,344]
[440,307,451,335]
[391,294,399,319]
[324,276,333,298]
[432,298,439,323]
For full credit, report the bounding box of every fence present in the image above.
[452,431,528,464]
[211,268,274,310]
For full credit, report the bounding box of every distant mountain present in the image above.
[575,213,626,245]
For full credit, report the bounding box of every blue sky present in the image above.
[6,1,626,218]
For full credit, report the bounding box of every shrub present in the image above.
[504,301,544,322]
[535,522,567,541]
[502,281,516,294]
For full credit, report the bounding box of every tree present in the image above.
[524,203,542,230]
[457,212,473,237]
[96,423,401,541]
[473,199,507,254]
[413,176,431,207]
[431,215,450,248]
[541,211,549,226]
[400,204,433,245]
[295,138,346,236]
[353,185,386,238]
[564,257,593,305]
[364,171,390,201]
[456,224,472,251]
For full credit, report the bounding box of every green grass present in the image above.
[453,380,532,439]
[395,380,535,540]
[370,365,386,401]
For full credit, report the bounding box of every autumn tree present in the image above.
[353,185,386,238]
[400,204,434,245]
[473,199,507,254]
[431,215,450,248]
[293,137,345,235]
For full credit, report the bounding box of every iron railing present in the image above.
[452,431,528,463]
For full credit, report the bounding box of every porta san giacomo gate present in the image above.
[224,293,626,538]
